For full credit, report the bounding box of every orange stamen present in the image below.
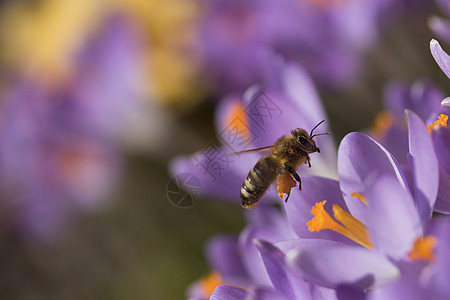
[199,271,223,296]
[427,114,448,133]
[350,192,368,205]
[307,201,373,249]
[408,236,437,262]
[332,205,372,249]
[224,102,251,142]
[370,111,394,138]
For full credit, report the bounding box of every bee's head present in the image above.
[292,128,320,153]
[292,120,330,154]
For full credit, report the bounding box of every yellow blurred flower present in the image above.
[0,0,205,113]
[0,0,103,81]
[111,0,205,112]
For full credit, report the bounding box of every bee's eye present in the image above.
[298,137,308,146]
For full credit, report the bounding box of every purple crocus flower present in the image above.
[202,205,371,299]
[189,206,341,300]
[198,0,381,95]
[170,62,336,204]
[186,208,287,299]
[279,110,439,289]
[368,217,450,300]
[428,39,450,213]
[209,239,343,300]
[368,39,450,213]
[189,110,440,298]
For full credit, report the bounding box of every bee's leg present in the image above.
[285,191,291,202]
[284,164,294,173]
[284,163,302,191]
[306,156,311,168]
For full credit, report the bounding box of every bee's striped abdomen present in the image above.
[240,157,278,209]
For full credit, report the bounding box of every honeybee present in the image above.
[239,120,329,209]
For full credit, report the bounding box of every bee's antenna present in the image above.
[310,120,326,137]
[310,132,331,139]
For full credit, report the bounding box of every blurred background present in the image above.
[0,0,448,299]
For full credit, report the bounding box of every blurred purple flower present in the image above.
[0,82,120,241]
[0,15,149,242]
[370,80,445,165]
[187,234,250,299]
[170,62,336,204]
[198,0,381,95]
[429,0,450,44]
[70,14,150,145]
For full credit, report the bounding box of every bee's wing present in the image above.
[232,145,273,156]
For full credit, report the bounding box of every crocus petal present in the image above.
[442,97,450,107]
[406,110,439,224]
[436,0,450,17]
[245,288,287,300]
[282,64,328,131]
[284,176,358,246]
[242,86,306,149]
[210,286,248,300]
[244,205,297,240]
[239,205,299,286]
[376,125,409,165]
[432,126,450,174]
[429,217,450,298]
[366,175,421,260]
[429,16,450,45]
[382,80,411,117]
[287,245,399,289]
[169,153,243,202]
[255,240,310,299]
[368,279,433,300]
[213,93,267,175]
[338,132,408,223]
[435,169,450,214]
[206,234,248,279]
[214,95,258,156]
[308,284,338,300]
[336,284,366,300]
[281,64,337,177]
[238,226,278,286]
[275,239,347,254]
[383,80,445,121]
[431,126,450,211]
[430,39,450,79]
